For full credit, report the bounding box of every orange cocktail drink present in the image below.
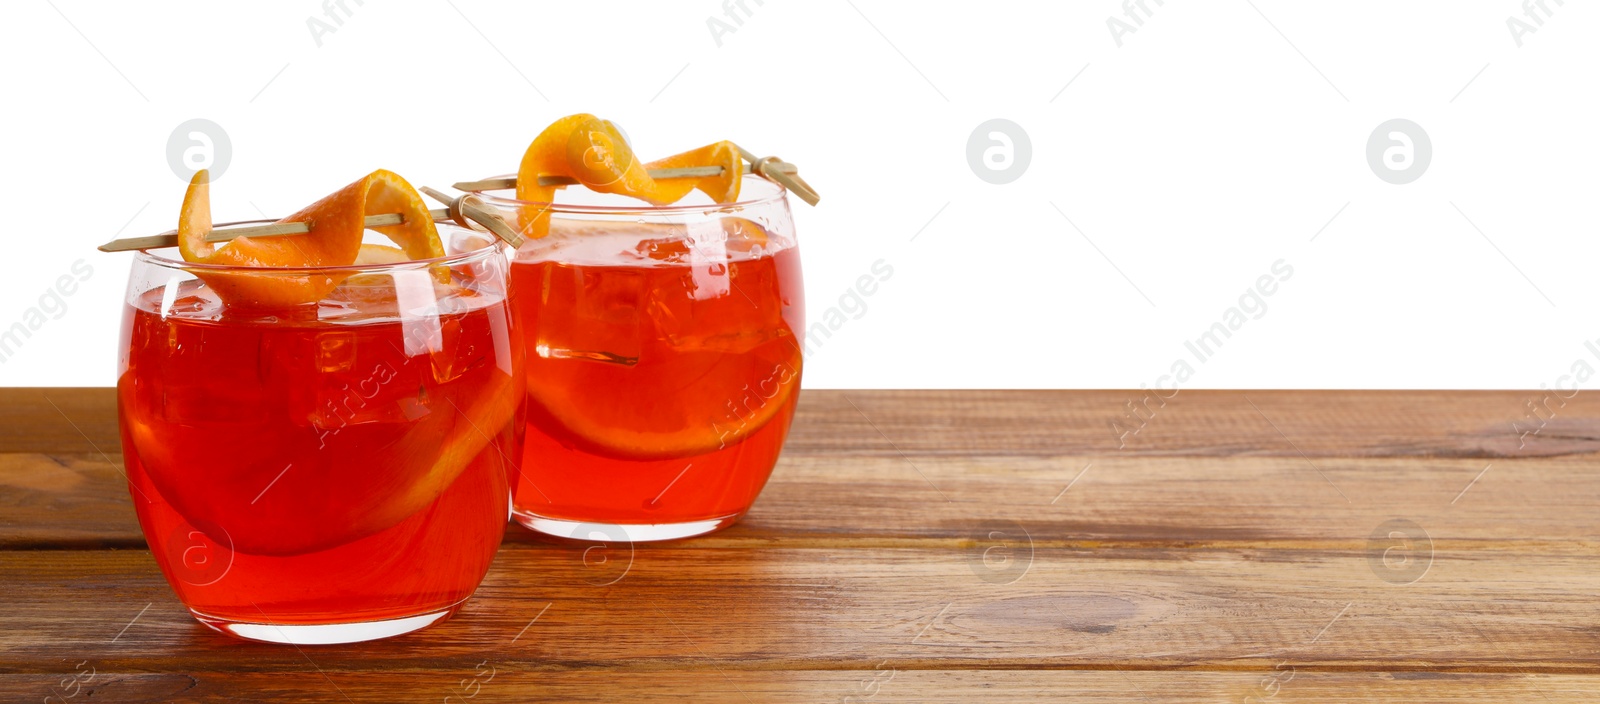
[117,170,522,643]
[499,180,803,540]
[475,113,811,542]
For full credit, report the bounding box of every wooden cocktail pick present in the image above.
[97,192,525,253]
[419,187,525,249]
[451,144,820,206]
[734,144,819,206]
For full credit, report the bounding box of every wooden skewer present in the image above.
[452,148,819,206]
[452,162,799,192]
[459,199,525,249]
[420,187,525,249]
[98,145,815,253]
[733,144,820,206]
[98,233,193,253]
[98,212,444,253]
[96,194,527,253]
[200,213,413,242]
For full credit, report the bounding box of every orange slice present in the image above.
[177,169,442,308]
[523,215,792,460]
[526,340,801,461]
[124,358,522,555]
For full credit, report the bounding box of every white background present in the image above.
[1,1,1596,389]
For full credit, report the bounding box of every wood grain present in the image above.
[3,388,1597,702]
[5,671,1598,703]
[2,546,1597,674]
[5,388,1594,458]
[4,389,1597,549]
[0,388,120,455]
[5,450,1596,550]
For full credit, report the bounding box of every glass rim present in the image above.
[468,172,788,215]
[132,222,504,275]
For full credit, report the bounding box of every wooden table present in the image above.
[1,388,1597,702]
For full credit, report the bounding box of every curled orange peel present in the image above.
[175,169,443,307]
[641,141,743,205]
[354,244,410,265]
[511,114,746,239]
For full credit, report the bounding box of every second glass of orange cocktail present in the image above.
[470,115,808,541]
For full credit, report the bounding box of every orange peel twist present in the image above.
[175,169,443,307]
[512,113,744,239]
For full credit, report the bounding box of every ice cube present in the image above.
[428,314,471,385]
[684,220,731,302]
[533,265,643,365]
[316,331,356,373]
[307,356,417,441]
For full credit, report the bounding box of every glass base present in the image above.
[191,604,461,645]
[514,512,743,542]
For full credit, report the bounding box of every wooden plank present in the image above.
[2,388,1592,459]
[4,670,1597,703]
[0,454,141,549]
[791,389,1600,459]
[2,546,1597,674]
[734,452,1599,549]
[3,388,1596,698]
[0,389,120,455]
[4,449,1595,549]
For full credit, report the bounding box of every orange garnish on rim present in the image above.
[641,141,743,205]
[176,168,443,307]
[511,114,747,239]
[354,244,410,265]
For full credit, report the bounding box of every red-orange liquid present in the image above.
[118,281,520,627]
[510,244,804,529]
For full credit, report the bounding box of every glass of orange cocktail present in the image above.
[117,170,522,644]
[476,173,803,542]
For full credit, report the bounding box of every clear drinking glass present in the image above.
[475,174,805,542]
[116,225,522,644]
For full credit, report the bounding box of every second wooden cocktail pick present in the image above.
[97,191,525,253]
[452,144,820,207]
